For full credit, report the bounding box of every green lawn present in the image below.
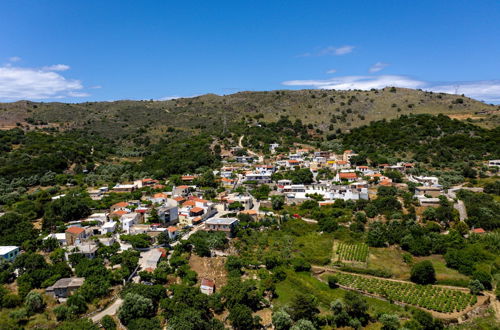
[293,232,334,265]
[367,247,410,280]
[274,271,410,318]
[416,255,470,286]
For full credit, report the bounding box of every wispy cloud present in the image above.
[8,56,21,62]
[368,62,389,73]
[326,69,337,74]
[41,64,70,71]
[299,45,354,57]
[0,63,89,101]
[282,75,500,103]
[157,94,202,101]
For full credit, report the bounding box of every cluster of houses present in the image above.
[2,145,496,300]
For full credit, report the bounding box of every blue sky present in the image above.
[1,0,499,103]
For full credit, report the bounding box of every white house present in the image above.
[120,213,140,233]
[101,221,117,234]
[0,246,20,262]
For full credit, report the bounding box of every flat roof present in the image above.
[0,246,18,255]
[205,218,238,225]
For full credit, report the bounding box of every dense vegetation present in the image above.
[343,114,500,165]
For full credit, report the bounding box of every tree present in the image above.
[410,261,436,285]
[229,304,258,329]
[127,317,161,330]
[0,212,38,246]
[272,309,293,330]
[56,318,100,330]
[100,315,117,330]
[118,293,154,325]
[344,291,368,320]
[67,294,87,315]
[289,293,319,321]
[272,195,285,211]
[379,314,400,330]
[24,291,45,315]
[327,275,339,288]
[472,270,492,290]
[290,319,317,330]
[468,279,485,295]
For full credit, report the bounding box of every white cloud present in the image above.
[0,64,88,100]
[299,45,354,57]
[42,64,70,71]
[326,69,337,74]
[281,75,500,103]
[8,56,21,62]
[369,62,389,73]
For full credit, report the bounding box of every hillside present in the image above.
[0,88,498,141]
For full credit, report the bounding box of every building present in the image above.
[488,160,500,167]
[157,199,179,225]
[225,194,253,210]
[0,246,20,262]
[200,278,216,295]
[65,227,86,246]
[121,213,141,233]
[205,218,239,236]
[46,277,84,298]
[112,183,137,192]
[139,248,163,272]
[167,226,179,240]
[414,186,442,198]
[101,221,117,234]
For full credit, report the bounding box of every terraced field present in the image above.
[334,272,476,314]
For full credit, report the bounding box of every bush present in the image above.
[101,315,117,330]
[291,258,311,272]
[410,261,436,285]
[327,275,339,288]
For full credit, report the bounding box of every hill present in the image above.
[0,88,498,142]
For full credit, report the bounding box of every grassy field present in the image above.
[416,255,470,286]
[293,232,334,265]
[274,271,411,317]
[367,247,410,279]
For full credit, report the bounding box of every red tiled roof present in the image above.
[472,228,486,234]
[183,200,195,207]
[239,209,257,215]
[177,185,189,189]
[193,197,208,203]
[193,216,203,223]
[201,278,215,287]
[66,226,85,235]
[168,226,178,232]
[339,172,357,179]
[154,193,168,199]
[173,196,185,202]
[111,210,128,216]
[190,207,204,214]
[181,175,195,181]
[112,202,129,208]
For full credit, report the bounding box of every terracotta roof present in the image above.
[339,172,357,179]
[173,196,185,202]
[152,184,165,189]
[153,193,168,199]
[66,226,85,235]
[193,197,208,203]
[181,175,195,181]
[112,202,129,208]
[168,226,178,232]
[472,228,486,234]
[111,210,128,216]
[190,207,204,214]
[201,278,215,287]
[336,161,348,165]
[379,180,392,186]
[177,185,189,189]
[183,200,196,207]
[357,166,369,169]
[193,216,203,223]
[239,209,257,215]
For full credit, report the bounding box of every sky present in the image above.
[1,0,499,103]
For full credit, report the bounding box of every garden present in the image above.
[330,272,477,314]
[335,242,369,263]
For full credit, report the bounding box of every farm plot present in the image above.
[335,242,369,263]
[334,272,476,314]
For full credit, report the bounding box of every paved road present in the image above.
[91,298,123,323]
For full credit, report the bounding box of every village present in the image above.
[1,136,495,309]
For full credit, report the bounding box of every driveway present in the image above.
[91,298,123,323]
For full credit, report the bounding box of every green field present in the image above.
[331,272,476,314]
[274,271,411,317]
[335,242,369,263]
